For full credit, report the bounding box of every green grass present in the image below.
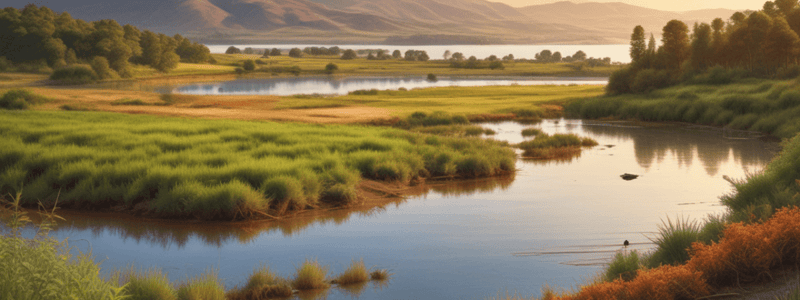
[1,89,49,110]
[292,259,330,290]
[334,260,369,285]
[566,78,800,139]
[517,133,598,158]
[646,217,701,267]
[175,270,225,300]
[122,267,176,300]
[276,85,603,118]
[0,111,514,220]
[604,251,642,282]
[521,128,543,137]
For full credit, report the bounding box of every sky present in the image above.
[496,0,765,11]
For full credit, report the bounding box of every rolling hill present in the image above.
[5,0,739,44]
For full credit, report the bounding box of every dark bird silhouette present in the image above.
[623,240,630,247]
[620,173,639,181]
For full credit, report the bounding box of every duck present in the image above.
[620,173,639,181]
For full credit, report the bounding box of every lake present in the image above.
[172,76,608,96]
[35,119,777,300]
[206,44,632,63]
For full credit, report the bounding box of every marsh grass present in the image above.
[369,269,391,281]
[111,98,149,106]
[122,267,176,300]
[60,103,96,111]
[0,111,514,220]
[227,264,293,300]
[603,251,642,282]
[292,259,330,290]
[517,133,598,159]
[176,270,225,300]
[567,78,800,139]
[521,128,543,137]
[646,217,700,267]
[333,259,369,285]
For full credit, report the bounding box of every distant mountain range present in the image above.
[8,0,738,44]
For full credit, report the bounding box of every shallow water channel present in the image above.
[170,76,608,96]
[37,120,777,299]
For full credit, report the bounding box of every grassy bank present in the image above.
[566,78,800,138]
[0,111,515,220]
[279,85,604,118]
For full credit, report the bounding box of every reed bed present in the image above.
[292,259,330,291]
[175,270,226,300]
[333,259,369,285]
[566,79,800,139]
[0,111,515,220]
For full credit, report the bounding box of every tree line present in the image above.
[0,5,213,79]
[611,0,800,94]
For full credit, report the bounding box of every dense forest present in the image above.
[612,0,800,94]
[0,4,213,79]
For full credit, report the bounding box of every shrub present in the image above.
[606,67,636,95]
[489,61,504,70]
[0,89,49,110]
[631,69,672,93]
[427,73,437,81]
[50,65,98,84]
[778,90,800,109]
[235,67,245,75]
[0,56,10,71]
[341,49,357,60]
[111,98,148,106]
[91,56,119,79]
[288,48,302,58]
[225,46,241,54]
[334,260,369,285]
[292,259,329,290]
[604,251,641,282]
[242,60,255,71]
[325,63,338,74]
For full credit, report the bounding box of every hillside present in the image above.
[5,0,739,44]
[519,1,737,38]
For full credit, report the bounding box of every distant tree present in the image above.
[288,48,302,58]
[489,61,504,70]
[766,16,800,69]
[443,50,452,60]
[764,1,779,17]
[243,47,255,54]
[243,59,255,71]
[392,50,402,59]
[711,18,727,66]
[730,12,747,27]
[270,48,281,56]
[341,49,357,60]
[225,46,241,54]
[690,23,713,71]
[788,8,800,35]
[502,54,515,61]
[466,56,479,68]
[552,52,562,62]
[776,0,799,15]
[630,25,647,64]
[367,52,376,60]
[417,51,429,61]
[451,52,465,61]
[404,49,416,61]
[486,55,498,61]
[746,11,773,72]
[572,50,587,61]
[329,46,341,55]
[325,62,338,74]
[647,34,657,57]
[535,50,552,62]
[660,20,690,69]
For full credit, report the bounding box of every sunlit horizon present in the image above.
[495,0,763,12]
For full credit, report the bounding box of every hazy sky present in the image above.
[497,0,764,11]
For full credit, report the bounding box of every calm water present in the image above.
[206,44,631,63]
[172,76,608,96]
[33,120,777,299]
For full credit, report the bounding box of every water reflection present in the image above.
[172,76,608,96]
[578,122,775,176]
[46,174,515,250]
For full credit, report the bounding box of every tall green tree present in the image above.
[630,25,647,64]
[746,11,773,72]
[776,0,799,15]
[711,18,727,66]
[690,23,713,71]
[660,20,690,69]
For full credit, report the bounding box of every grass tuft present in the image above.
[521,128,543,137]
[122,267,176,300]
[292,259,330,290]
[176,270,225,300]
[646,216,700,267]
[603,251,641,282]
[369,269,391,281]
[334,259,369,285]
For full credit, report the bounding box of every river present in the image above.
[36,119,777,299]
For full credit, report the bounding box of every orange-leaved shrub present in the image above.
[688,207,800,287]
[556,265,708,300]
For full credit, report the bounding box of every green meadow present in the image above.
[0,111,515,220]
[277,85,605,117]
